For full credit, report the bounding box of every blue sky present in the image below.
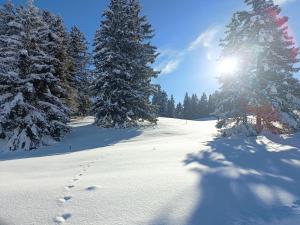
[1,0,300,102]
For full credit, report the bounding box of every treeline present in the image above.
[152,86,220,120]
[0,0,158,150]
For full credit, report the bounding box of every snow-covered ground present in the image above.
[0,117,300,225]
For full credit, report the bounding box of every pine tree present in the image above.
[167,95,175,118]
[42,11,78,115]
[152,85,168,117]
[69,26,92,116]
[207,94,215,114]
[216,0,300,135]
[199,93,208,116]
[0,1,69,150]
[0,0,18,140]
[92,0,158,127]
[183,93,192,119]
[175,102,184,119]
[190,94,199,119]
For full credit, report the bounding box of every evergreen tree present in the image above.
[42,11,78,115]
[92,0,158,127]
[216,0,300,135]
[199,93,208,116]
[152,85,168,117]
[167,95,175,118]
[207,94,215,114]
[0,0,17,139]
[69,26,92,116]
[183,93,192,119]
[0,1,69,150]
[175,102,184,119]
[190,94,199,119]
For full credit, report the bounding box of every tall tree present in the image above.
[152,85,168,117]
[199,93,208,116]
[167,95,175,118]
[216,0,300,135]
[175,102,184,119]
[0,0,18,139]
[69,26,92,116]
[190,94,199,119]
[92,0,158,127]
[42,11,78,115]
[0,1,69,150]
[183,93,192,119]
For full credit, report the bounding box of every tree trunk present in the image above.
[256,113,262,133]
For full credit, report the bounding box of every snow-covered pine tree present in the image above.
[0,0,18,140]
[152,85,168,117]
[215,11,252,134]
[69,26,92,116]
[183,93,192,119]
[0,1,69,150]
[175,103,184,119]
[190,94,199,119]
[125,0,159,122]
[167,95,175,118]
[92,0,158,127]
[42,11,78,115]
[199,93,208,116]
[216,0,300,135]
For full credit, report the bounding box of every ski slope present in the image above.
[0,117,300,225]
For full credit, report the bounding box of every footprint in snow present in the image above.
[86,186,98,191]
[54,213,72,224]
[58,196,72,204]
[65,185,75,190]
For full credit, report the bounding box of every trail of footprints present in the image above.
[54,161,97,224]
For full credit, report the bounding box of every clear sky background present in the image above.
[1,0,300,102]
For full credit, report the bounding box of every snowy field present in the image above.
[0,117,300,225]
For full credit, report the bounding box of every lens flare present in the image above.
[218,57,239,75]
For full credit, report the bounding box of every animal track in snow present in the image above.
[54,213,72,224]
[54,160,98,224]
[65,185,75,190]
[58,196,72,204]
[86,186,99,191]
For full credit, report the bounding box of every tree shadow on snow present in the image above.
[149,135,300,225]
[0,123,142,161]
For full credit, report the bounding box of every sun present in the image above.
[218,57,239,75]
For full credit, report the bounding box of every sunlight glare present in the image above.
[218,57,239,75]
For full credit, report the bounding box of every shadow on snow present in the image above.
[149,134,300,225]
[0,123,142,161]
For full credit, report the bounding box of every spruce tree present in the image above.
[216,0,300,135]
[69,26,92,116]
[175,103,184,119]
[190,94,199,119]
[0,1,69,150]
[152,85,168,117]
[167,95,175,118]
[42,11,78,115]
[207,94,215,114]
[0,0,18,140]
[92,0,158,127]
[199,93,208,116]
[183,93,192,119]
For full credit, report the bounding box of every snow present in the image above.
[0,117,300,225]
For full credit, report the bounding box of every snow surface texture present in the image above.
[0,117,300,225]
